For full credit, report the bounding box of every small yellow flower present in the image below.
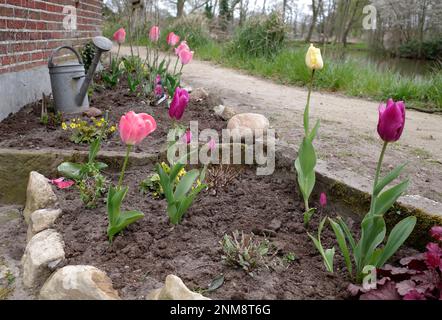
[305,44,324,70]
[70,123,76,129]
[61,122,67,130]
[110,126,116,133]
[96,122,103,127]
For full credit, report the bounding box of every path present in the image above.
[115,46,442,203]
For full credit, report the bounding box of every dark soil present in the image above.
[54,164,353,300]
[0,76,224,154]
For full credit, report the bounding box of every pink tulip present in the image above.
[208,138,216,151]
[149,26,160,42]
[50,177,75,189]
[169,87,189,121]
[320,192,327,208]
[179,49,194,65]
[119,111,157,146]
[175,41,190,56]
[154,84,164,98]
[167,32,180,47]
[113,28,126,45]
[430,226,442,241]
[182,130,192,144]
[377,99,406,143]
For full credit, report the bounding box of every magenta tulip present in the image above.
[119,111,157,146]
[149,26,160,42]
[208,138,216,151]
[320,193,327,208]
[113,28,126,45]
[169,87,189,121]
[167,32,180,47]
[377,99,406,143]
[179,49,194,65]
[182,130,192,144]
[175,41,190,56]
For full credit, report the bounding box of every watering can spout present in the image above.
[76,36,113,105]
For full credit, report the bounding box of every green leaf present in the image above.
[354,214,386,273]
[374,163,407,196]
[308,120,320,141]
[375,216,416,268]
[298,137,317,175]
[157,164,173,203]
[108,210,144,242]
[337,217,356,250]
[174,169,200,200]
[106,186,128,226]
[303,208,316,227]
[374,180,409,216]
[169,163,186,182]
[295,158,316,203]
[89,139,101,163]
[57,162,83,180]
[95,162,108,171]
[329,218,353,275]
[308,232,334,273]
[174,183,207,223]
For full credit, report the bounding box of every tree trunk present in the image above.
[177,0,185,18]
[305,0,318,42]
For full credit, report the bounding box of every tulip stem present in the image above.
[369,141,388,215]
[304,70,315,135]
[118,145,132,190]
[116,44,120,62]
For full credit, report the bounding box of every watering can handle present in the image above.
[48,46,83,68]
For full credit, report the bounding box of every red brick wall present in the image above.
[0,0,103,74]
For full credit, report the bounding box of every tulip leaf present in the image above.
[308,120,320,142]
[174,169,199,200]
[295,158,316,203]
[303,208,316,227]
[373,163,407,196]
[58,162,83,180]
[373,180,409,216]
[329,218,353,275]
[308,218,335,273]
[298,137,317,175]
[88,138,101,163]
[354,214,386,272]
[337,217,356,250]
[107,210,144,242]
[375,216,416,268]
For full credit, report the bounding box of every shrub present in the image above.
[229,12,286,58]
[161,14,211,49]
[80,41,96,72]
[398,39,442,60]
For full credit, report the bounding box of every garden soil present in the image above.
[54,165,353,300]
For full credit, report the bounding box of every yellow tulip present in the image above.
[305,44,323,70]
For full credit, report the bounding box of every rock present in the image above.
[0,205,21,225]
[191,88,209,102]
[214,105,237,121]
[27,209,62,241]
[147,275,210,300]
[23,172,57,224]
[227,113,270,143]
[268,218,282,232]
[40,265,120,300]
[83,107,103,118]
[22,229,65,289]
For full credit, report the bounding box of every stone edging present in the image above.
[20,171,208,300]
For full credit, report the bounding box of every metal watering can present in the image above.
[48,36,113,114]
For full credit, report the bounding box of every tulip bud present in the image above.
[305,44,323,70]
[208,138,216,151]
[167,32,180,47]
[119,111,157,146]
[320,192,327,208]
[182,130,192,144]
[377,99,406,143]
[169,87,189,121]
[175,41,190,56]
[149,26,160,42]
[113,28,126,45]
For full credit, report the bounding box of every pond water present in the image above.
[323,48,440,77]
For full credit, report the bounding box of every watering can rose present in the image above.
[169,87,189,120]
[113,28,126,44]
[377,99,406,142]
[119,111,157,145]
[305,44,323,70]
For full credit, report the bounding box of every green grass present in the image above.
[195,41,442,111]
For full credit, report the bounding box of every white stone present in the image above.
[191,87,209,101]
[23,172,57,224]
[147,275,210,300]
[39,265,120,300]
[22,229,65,288]
[27,208,62,241]
[214,105,237,121]
[227,113,270,143]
